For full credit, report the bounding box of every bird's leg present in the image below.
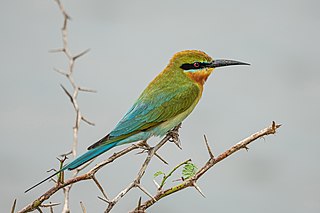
[168,123,182,149]
[134,140,150,154]
[134,140,168,164]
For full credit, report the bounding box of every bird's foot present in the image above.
[168,124,182,149]
[135,140,151,154]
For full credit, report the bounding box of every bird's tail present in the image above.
[65,142,117,170]
[25,142,117,193]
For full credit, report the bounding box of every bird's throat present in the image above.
[185,69,213,86]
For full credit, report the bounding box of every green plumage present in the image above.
[89,59,202,149]
[25,50,249,193]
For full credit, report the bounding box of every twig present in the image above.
[104,125,181,212]
[51,0,93,212]
[19,122,280,213]
[92,175,109,201]
[203,135,214,158]
[132,121,281,211]
[158,159,191,190]
[18,140,143,212]
[40,202,60,208]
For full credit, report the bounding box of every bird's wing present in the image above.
[88,83,200,149]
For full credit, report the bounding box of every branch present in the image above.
[132,121,281,212]
[50,0,94,212]
[104,125,181,212]
[18,124,181,213]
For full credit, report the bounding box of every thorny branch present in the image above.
[18,122,280,213]
[131,121,281,212]
[51,0,94,212]
[103,124,182,213]
[17,126,181,213]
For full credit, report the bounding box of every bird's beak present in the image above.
[209,59,250,68]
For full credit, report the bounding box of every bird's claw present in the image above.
[168,128,182,150]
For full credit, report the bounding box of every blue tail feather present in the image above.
[25,142,117,193]
[65,142,117,170]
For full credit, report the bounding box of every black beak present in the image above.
[209,59,250,68]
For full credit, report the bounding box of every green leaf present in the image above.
[182,162,198,179]
[154,171,165,178]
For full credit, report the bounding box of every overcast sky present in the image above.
[1,0,320,212]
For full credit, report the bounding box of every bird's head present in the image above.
[169,50,249,85]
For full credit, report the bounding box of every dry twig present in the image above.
[18,122,280,213]
[131,121,281,212]
[51,0,94,212]
[18,126,180,213]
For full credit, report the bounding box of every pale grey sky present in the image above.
[1,0,320,212]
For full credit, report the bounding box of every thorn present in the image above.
[92,175,109,200]
[137,184,156,202]
[36,207,43,213]
[203,135,214,159]
[98,196,111,204]
[153,179,160,189]
[47,168,57,173]
[193,182,206,198]
[53,67,67,76]
[271,121,282,133]
[49,48,64,53]
[78,87,97,93]
[49,203,53,213]
[81,116,95,126]
[40,202,60,208]
[172,178,183,182]
[80,201,86,213]
[10,198,16,213]
[137,197,142,211]
[60,84,74,103]
[154,152,169,165]
[73,48,90,60]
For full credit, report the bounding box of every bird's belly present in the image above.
[151,96,201,137]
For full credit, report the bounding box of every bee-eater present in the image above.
[26,50,249,192]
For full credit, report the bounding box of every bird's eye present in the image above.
[193,62,200,68]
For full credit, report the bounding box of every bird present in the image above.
[25,50,249,193]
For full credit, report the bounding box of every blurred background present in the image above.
[1,0,319,212]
